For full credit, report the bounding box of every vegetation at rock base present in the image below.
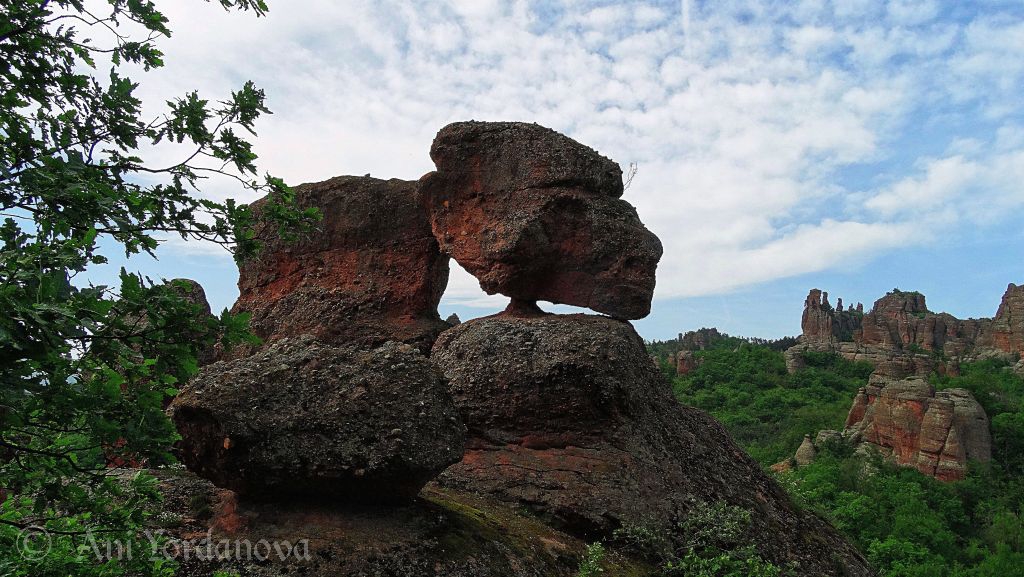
[671,344,872,464]
[0,1,315,575]
[654,339,1024,577]
[577,500,793,577]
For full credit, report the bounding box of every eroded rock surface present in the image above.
[170,336,465,502]
[788,285,1024,376]
[845,374,991,481]
[432,314,872,575]
[676,350,698,376]
[234,175,450,355]
[992,283,1024,354]
[418,121,662,319]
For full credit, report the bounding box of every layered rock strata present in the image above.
[844,374,991,481]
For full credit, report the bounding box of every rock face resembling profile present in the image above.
[432,314,872,575]
[845,374,991,481]
[418,121,662,320]
[170,337,465,502]
[234,176,450,355]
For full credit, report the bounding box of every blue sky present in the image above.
[85,0,1024,340]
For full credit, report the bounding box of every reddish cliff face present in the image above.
[992,283,1024,354]
[801,289,863,345]
[792,285,1022,375]
[845,374,991,481]
[233,176,450,355]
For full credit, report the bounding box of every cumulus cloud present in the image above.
[131,0,1024,305]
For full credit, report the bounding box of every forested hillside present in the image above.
[657,343,1024,577]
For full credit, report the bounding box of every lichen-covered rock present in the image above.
[418,121,662,320]
[845,374,991,481]
[170,336,465,502]
[431,314,872,575]
[234,175,450,355]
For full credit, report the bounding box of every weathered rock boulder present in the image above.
[676,350,697,376]
[432,314,872,575]
[170,336,465,502]
[794,434,817,466]
[418,121,662,320]
[845,374,991,481]
[149,468,650,577]
[233,176,450,355]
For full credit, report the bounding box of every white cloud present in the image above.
[123,0,1024,307]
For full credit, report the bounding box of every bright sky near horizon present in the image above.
[89,0,1024,341]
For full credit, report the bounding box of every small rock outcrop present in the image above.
[418,121,662,320]
[171,337,465,502]
[844,374,991,481]
[676,350,698,376]
[679,327,724,350]
[432,314,871,574]
[992,283,1024,354]
[234,175,450,355]
[794,435,817,466]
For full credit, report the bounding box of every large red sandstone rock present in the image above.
[800,289,863,345]
[431,314,872,575]
[170,336,466,503]
[992,283,1024,354]
[234,175,449,355]
[845,374,991,481]
[418,122,662,320]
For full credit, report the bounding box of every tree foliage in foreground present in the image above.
[0,1,317,575]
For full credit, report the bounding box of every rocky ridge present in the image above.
[786,285,1024,377]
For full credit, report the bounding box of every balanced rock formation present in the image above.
[234,175,450,355]
[432,314,871,574]
[418,121,662,319]
[171,336,465,502]
[844,374,991,481]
